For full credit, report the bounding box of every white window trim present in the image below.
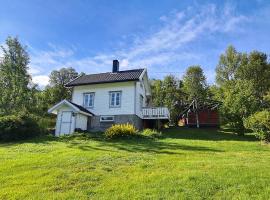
[109,91,122,108]
[83,92,95,108]
[100,115,115,122]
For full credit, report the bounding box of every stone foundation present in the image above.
[88,115,143,132]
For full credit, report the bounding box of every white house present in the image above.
[48,60,170,136]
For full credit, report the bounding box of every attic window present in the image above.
[100,116,114,122]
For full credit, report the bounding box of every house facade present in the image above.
[48,60,169,136]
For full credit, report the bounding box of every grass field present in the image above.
[0,128,270,199]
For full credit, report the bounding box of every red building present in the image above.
[185,109,219,127]
[180,100,220,128]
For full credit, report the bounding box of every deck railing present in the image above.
[142,107,170,119]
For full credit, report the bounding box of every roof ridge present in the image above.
[82,68,144,77]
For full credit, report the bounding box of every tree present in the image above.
[221,80,259,131]
[151,79,164,107]
[47,67,80,104]
[151,75,184,125]
[163,75,182,124]
[215,45,241,86]
[214,46,270,132]
[244,110,270,142]
[236,51,270,100]
[183,65,207,101]
[49,67,79,87]
[0,36,32,115]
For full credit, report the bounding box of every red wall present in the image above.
[187,110,219,125]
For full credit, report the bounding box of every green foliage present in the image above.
[0,114,43,141]
[0,36,32,115]
[105,124,137,139]
[151,79,164,106]
[45,67,80,105]
[236,51,270,100]
[49,67,79,87]
[141,128,162,138]
[244,110,270,142]
[183,65,207,101]
[32,67,81,116]
[214,45,270,132]
[220,80,259,131]
[216,45,241,86]
[151,75,184,125]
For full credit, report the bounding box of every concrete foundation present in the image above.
[88,115,143,132]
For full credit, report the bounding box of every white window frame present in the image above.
[100,115,115,122]
[83,92,95,108]
[109,91,122,108]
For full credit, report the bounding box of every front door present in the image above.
[60,111,72,135]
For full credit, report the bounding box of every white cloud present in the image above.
[29,3,248,87]
[32,75,49,87]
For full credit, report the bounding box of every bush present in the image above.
[105,124,137,139]
[0,114,43,141]
[141,128,162,138]
[244,110,270,142]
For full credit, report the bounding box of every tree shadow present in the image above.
[162,127,258,142]
[66,134,223,155]
[0,135,57,147]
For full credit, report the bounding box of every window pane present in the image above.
[89,94,94,107]
[84,94,89,107]
[116,93,120,105]
[110,92,121,107]
[84,93,94,107]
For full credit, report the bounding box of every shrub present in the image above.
[0,114,42,141]
[141,128,162,138]
[244,110,270,142]
[105,124,137,139]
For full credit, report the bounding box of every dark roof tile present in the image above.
[65,69,144,87]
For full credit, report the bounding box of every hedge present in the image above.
[0,114,43,141]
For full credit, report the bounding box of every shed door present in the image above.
[60,111,72,135]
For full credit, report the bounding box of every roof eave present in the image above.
[65,79,139,87]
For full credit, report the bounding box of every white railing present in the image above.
[142,107,170,119]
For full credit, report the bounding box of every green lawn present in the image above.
[0,128,270,199]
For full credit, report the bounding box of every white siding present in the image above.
[75,114,88,130]
[72,82,136,116]
[135,74,148,118]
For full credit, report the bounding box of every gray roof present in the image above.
[68,101,95,116]
[65,69,145,87]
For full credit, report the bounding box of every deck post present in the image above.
[157,119,161,130]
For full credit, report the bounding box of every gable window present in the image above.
[83,93,95,108]
[109,91,122,108]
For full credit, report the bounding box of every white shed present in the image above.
[48,100,93,136]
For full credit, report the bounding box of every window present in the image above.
[83,93,95,108]
[100,116,114,122]
[109,91,121,107]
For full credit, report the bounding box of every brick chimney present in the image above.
[112,60,119,73]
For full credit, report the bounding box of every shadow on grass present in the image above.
[65,133,223,155]
[0,128,257,154]
[162,127,258,142]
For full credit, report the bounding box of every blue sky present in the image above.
[0,0,270,87]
